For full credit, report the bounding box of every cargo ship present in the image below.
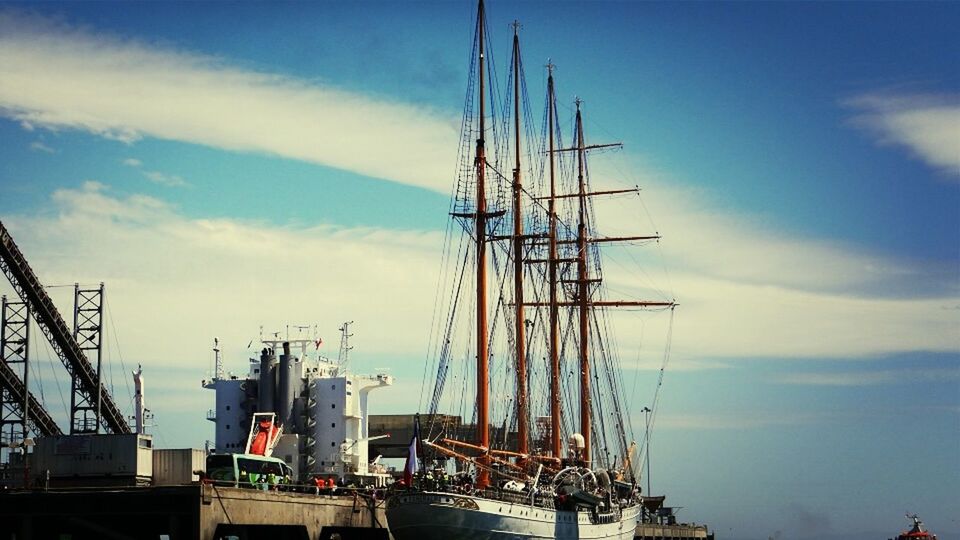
[203,330,393,487]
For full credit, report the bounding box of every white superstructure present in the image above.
[203,335,392,484]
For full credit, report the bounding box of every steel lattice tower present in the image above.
[70,283,105,434]
[0,296,30,459]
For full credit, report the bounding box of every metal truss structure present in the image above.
[0,220,129,434]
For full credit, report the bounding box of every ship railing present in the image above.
[203,478,389,500]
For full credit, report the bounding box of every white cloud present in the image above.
[572,160,959,360]
[1,183,443,376]
[651,407,924,430]
[120,157,188,187]
[846,92,960,178]
[3,182,955,378]
[143,170,188,187]
[0,11,956,445]
[2,181,956,444]
[29,140,55,153]
[774,367,960,387]
[590,168,954,299]
[654,411,823,430]
[599,267,958,362]
[0,10,457,192]
[82,180,108,192]
[668,271,957,359]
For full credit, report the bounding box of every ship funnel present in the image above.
[258,348,277,413]
[276,341,296,429]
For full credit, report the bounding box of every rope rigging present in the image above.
[420,4,676,491]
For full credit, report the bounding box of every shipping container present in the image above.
[31,434,153,486]
[152,448,206,485]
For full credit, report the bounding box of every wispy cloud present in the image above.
[774,367,960,387]
[592,164,956,299]
[0,10,457,191]
[0,11,955,377]
[0,183,443,372]
[581,162,959,360]
[846,92,960,179]
[143,170,188,187]
[121,156,188,187]
[655,411,824,430]
[29,140,55,153]
[651,405,941,431]
[3,183,956,374]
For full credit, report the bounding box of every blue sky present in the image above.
[0,1,957,538]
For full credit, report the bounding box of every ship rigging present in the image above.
[387,1,676,538]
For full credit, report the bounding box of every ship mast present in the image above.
[474,0,491,489]
[574,100,592,464]
[546,63,562,460]
[510,21,529,459]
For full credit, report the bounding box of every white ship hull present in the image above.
[386,491,640,540]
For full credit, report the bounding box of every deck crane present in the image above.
[0,219,130,434]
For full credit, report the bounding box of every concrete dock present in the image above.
[635,522,713,539]
[0,484,388,540]
[0,482,715,539]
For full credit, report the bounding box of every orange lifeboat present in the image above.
[249,418,281,456]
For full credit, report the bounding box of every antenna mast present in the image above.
[213,338,223,381]
[337,321,354,370]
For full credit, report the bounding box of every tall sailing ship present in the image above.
[386,2,675,539]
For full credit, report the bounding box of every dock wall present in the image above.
[0,484,388,540]
[635,523,713,539]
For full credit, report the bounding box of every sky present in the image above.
[0,1,958,538]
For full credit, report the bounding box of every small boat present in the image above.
[890,514,938,540]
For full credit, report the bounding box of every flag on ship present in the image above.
[403,415,420,485]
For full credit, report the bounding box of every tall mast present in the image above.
[510,21,528,458]
[546,64,562,460]
[575,99,592,464]
[474,0,491,488]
